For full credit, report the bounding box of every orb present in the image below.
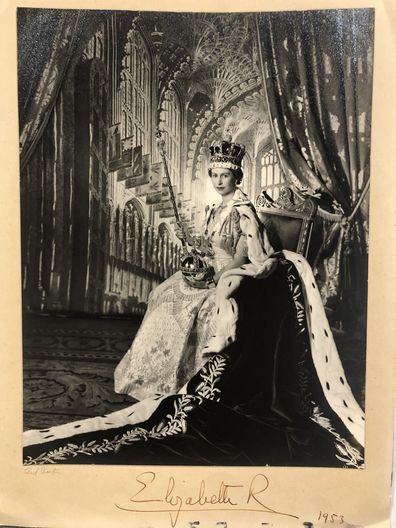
[181,252,209,282]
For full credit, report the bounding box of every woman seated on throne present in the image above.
[23,137,365,468]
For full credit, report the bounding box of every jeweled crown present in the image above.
[209,134,246,171]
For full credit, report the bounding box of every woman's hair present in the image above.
[208,167,243,185]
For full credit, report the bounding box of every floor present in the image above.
[23,314,142,431]
[22,313,366,431]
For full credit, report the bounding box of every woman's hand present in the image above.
[174,223,195,246]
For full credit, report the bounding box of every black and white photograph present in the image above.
[19,8,373,468]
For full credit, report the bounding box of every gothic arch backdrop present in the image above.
[18,8,372,328]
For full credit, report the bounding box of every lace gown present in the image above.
[113,199,248,400]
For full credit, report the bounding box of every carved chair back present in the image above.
[255,187,323,266]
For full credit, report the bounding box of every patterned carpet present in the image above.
[23,314,142,431]
[23,313,366,432]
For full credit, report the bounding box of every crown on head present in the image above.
[209,134,246,171]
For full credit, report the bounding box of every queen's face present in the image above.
[209,168,237,197]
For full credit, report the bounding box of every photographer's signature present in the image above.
[24,467,61,476]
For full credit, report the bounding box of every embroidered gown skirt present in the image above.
[113,270,217,401]
[114,205,251,401]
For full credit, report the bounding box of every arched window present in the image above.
[83,29,105,62]
[257,146,284,201]
[125,199,145,266]
[158,222,171,239]
[162,90,181,188]
[120,30,150,153]
[125,199,144,220]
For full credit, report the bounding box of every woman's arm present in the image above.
[212,228,250,284]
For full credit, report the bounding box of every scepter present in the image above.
[155,130,189,254]
[155,129,213,286]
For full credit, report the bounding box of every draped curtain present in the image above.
[256,9,374,330]
[18,9,105,171]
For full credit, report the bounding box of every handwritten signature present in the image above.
[24,467,61,476]
[115,471,299,527]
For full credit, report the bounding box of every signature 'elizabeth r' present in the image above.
[115,471,299,527]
